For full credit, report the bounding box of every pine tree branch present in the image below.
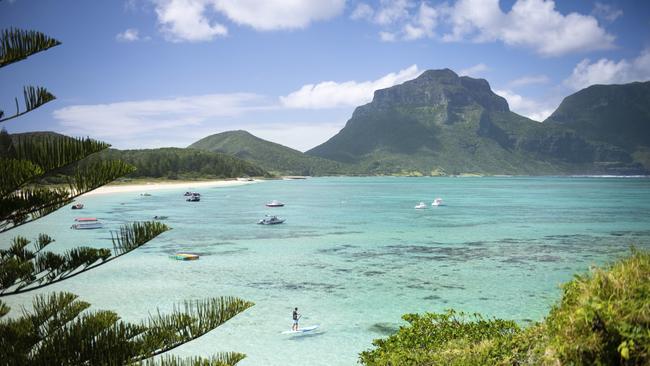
[0,28,61,68]
[136,353,247,366]
[0,222,169,297]
[0,160,136,233]
[0,86,56,123]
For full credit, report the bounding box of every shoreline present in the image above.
[82,179,259,196]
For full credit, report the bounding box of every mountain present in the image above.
[544,81,650,170]
[307,69,644,175]
[188,130,348,176]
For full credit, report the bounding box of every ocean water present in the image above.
[3,177,650,365]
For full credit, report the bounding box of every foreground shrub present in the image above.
[360,249,650,366]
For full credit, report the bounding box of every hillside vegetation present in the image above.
[360,249,650,366]
[188,130,349,176]
[92,147,269,179]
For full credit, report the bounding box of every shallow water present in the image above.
[3,177,650,365]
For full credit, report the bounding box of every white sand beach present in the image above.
[82,179,258,196]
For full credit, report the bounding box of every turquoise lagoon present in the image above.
[3,177,650,365]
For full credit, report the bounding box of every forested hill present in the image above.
[188,130,349,176]
[92,148,269,179]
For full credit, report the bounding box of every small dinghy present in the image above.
[414,202,427,209]
[432,198,444,206]
[71,203,84,210]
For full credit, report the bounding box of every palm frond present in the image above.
[0,86,56,123]
[0,222,169,296]
[138,353,246,366]
[0,28,61,68]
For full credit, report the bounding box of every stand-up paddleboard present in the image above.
[281,325,320,334]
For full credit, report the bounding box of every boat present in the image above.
[183,191,192,196]
[170,253,199,261]
[71,203,84,210]
[237,177,254,182]
[258,215,285,225]
[186,193,200,202]
[415,202,427,209]
[432,198,444,206]
[71,222,103,230]
[141,193,151,196]
[75,217,98,222]
[153,215,169,220]
[266,200,285,207]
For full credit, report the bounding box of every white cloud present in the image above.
[592,2,623,23]
[352,0,614,56]
[116,28,142,42]
[53,93,265,143]
[459,63,488,77]
[155,0,228,42]
[495,89,555,121]
[379,31,397,42]
[350,3,374,21]
[153,0,345,41]
[564,49,650,90]
[508,74,550,88]
[280,65,422,109]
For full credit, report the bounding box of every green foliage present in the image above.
[0,28,61,68]
[360,249,650,366]
[359,310,520,366]
[91,147,269,179]
[189,130,348,176]
[140,353,246,366]
[0,292,253,366]
[540,248,650,365]
[0,222,169,296]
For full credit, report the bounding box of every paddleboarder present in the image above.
[292,307,300,331]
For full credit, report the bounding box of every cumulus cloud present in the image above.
[494,89,555,121]
[53,93,265,142]
[280,65,422,109]
[153,0,345,41]
[459,63,488,77]
[116,28,143,42]
[508,74,550,88]
[155,0,228,42]
[592,2,623,23]
[352,0,615,56]
[564,49,650,90]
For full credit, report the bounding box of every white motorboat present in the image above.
[266,200,285,207]
[258,215,285,225]
[415,202,427,209]
[71,222,103,230]
[432,198,444,206]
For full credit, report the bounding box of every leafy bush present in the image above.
[360,249,650,366]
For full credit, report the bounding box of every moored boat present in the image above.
[258,215,285,225]
[71,222,103,230]
[75,217,98,222]
[71,203,84,210]
[432,198,444,206]
[415,202,427,209]
[266,200,285,207]
[170,253,199,261]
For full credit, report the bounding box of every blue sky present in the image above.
[1,0,649,151]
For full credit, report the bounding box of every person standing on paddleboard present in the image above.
[292,307,300,331]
